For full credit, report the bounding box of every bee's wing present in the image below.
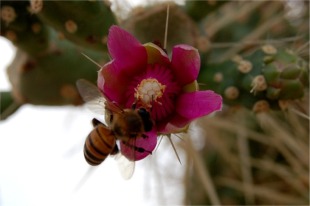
[114,152,135,180]
[76,79,107,115]
[76,79,124,115]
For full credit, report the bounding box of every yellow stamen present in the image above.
[135,78,166,107]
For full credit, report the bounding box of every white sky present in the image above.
[0,36,184,206]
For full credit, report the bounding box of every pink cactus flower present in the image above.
[98,25,222,160]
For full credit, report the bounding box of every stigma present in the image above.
[134,78,166,107]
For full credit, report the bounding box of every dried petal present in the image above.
[144,42,170,65]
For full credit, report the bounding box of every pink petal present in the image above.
[120,129,157,161]
[108,26,147,75]
[97,61,129,105]
[171,91,222,127]
[171,45,200,86]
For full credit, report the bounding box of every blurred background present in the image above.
[0,0,309,205]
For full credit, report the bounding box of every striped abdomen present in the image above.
[84,125,116,166]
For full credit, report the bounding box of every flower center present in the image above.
[134,78,166,107]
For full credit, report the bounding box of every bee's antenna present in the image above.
[167,134,182,165]
[81,52,102,68]
[163,4,170,50]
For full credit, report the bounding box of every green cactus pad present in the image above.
[7,29,107,106]
[198,45,309,111]
[34,1,116,52]
[1,1,49,56]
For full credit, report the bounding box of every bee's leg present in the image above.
[134,146,152,155]
[105,109,114,125]
[137,109,153,132]
[131,101,137,110]
[122,141,152,155]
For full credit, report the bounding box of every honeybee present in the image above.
[83,118,118,166]
[76,79,153,179]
